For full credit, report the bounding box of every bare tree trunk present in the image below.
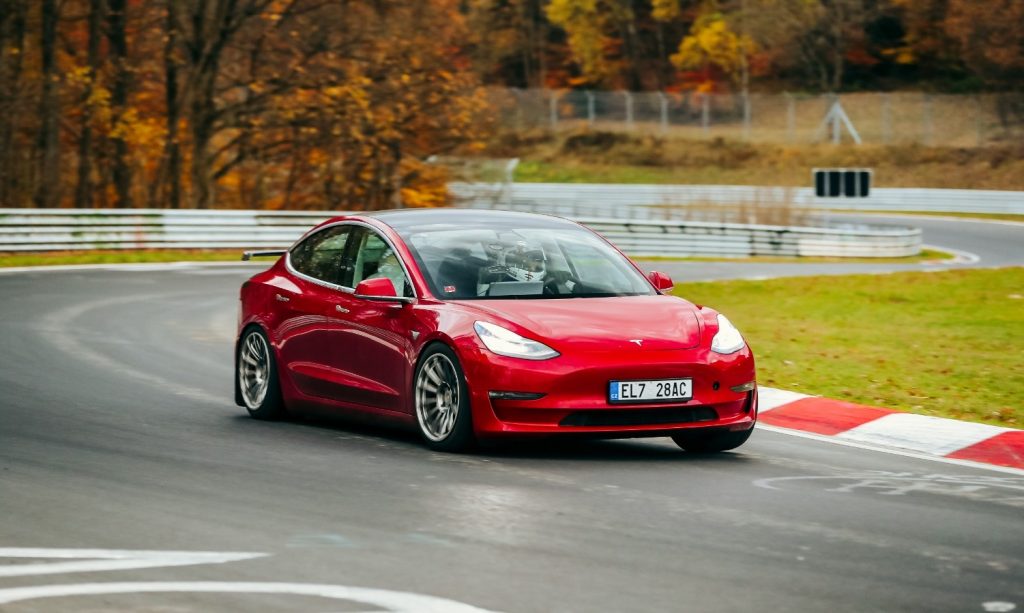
[106,0,133,208]
[0,0,29,206]
[190,71,215,208]
[163,0,183,208]
[34,0,60,208]
[74,0,104,209]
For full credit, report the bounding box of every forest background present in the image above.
[0,0,1021,211]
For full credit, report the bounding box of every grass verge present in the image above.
[830,210,1024,223]
[0,249,246,267]
[673,267,1024,427]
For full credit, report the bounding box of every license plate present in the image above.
[609,378,692,404]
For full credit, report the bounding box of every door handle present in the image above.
[275,293,290,302]
[335,305,350,314]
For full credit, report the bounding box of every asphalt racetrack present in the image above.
[1,215,1022,612]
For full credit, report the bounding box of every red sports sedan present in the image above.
[235,209,757,452]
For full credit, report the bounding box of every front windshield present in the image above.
[398,223,655,300]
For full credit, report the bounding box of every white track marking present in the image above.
[757,387,810,412]
[920,243,982,264]
[836,413,1010,456]
[0,581,499,612]
[37,293,213,402]
[0,549,264,578]
[756,424,1024,476]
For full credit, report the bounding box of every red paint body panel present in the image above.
[237,211,758,441]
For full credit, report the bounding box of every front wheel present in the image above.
[414,344,475,452]
[672,426,753,453]
[237,327,285,420]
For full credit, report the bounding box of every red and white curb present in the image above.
[758,387,1024,470]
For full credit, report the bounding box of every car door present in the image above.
[328,226,416,413]
[276,223,356,400]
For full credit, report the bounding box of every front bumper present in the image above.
[459,342,757,439]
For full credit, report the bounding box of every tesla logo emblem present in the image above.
[630,339,643,346]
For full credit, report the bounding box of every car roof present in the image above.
[357,208,580,233]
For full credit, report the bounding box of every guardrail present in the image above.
[583,218,920,258]
[452,182,1024,217]
[0,206,921,258]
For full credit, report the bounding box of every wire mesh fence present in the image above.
[486,88,1023,147]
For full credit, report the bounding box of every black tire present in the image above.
[236,326,286,420]
[413,344,475,452]
[671,426,753,453]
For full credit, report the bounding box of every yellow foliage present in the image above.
[545,0,614,84]
[671,11,755,86]
[651,0,680,22]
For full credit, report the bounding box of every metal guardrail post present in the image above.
[975,96,984,147]
[586,91,596,126]
[785,93,796,143]
[701,94,710,136]
[742,92,751,141]
[623,91,634,130]
[549,92,558,130]
[882,94,892,145]
[921,93,933,146]
[658,92,669,134]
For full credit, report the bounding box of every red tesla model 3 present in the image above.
[235,209,757,452]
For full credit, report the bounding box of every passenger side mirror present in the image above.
[354,277,406,302]
[647,271,674,293]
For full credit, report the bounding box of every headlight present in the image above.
[474,321,559,360]
[711,314,745,354]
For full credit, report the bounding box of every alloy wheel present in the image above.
[239,330,271,409]
[415,353,461,442]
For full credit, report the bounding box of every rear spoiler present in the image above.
[241,250,286,261]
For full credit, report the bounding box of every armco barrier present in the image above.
[0,206,920,258]
[452,182,1024,217]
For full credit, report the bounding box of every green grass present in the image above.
[0,249,246,267]
[672,268,1024,427]
[636,248,953,264]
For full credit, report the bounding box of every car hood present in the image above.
[456,296,703,351]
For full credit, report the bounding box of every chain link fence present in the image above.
[487,89,1024,147]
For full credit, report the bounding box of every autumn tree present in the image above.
[741,0,869,91]
[945,0,1024,131]
[467,0,553,88]
[671,8,755,92]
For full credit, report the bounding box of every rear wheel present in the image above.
[414,344,475,452]
[237,327,285,420]
[672,427,753,453]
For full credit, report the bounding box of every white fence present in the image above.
[452,183,1024,217]
[0,205,920,258]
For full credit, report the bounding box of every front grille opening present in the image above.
[559,407,718,428]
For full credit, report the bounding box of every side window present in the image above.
[351,229,413,298]
[289,225,355,287]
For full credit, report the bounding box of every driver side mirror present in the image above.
[647,271,674,293]
[354,277,408,303]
